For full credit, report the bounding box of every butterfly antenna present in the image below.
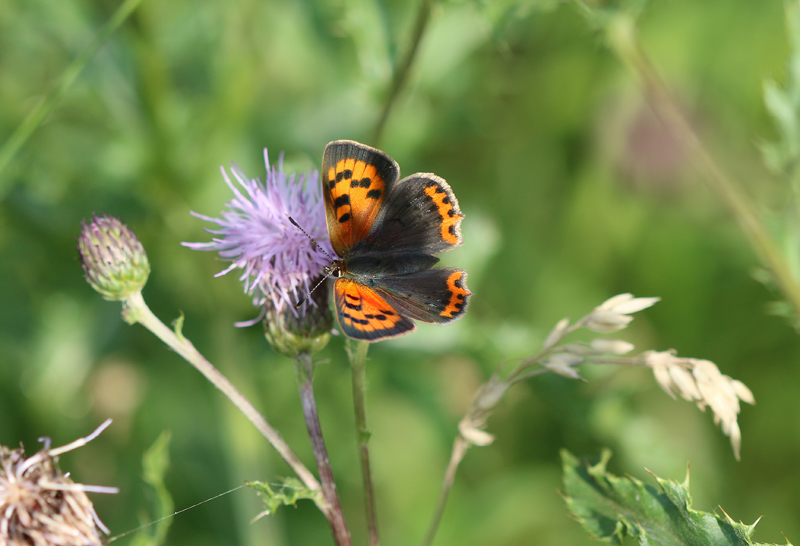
[288,216,339,308]
[295,273,333,308]
[288,216,335,262]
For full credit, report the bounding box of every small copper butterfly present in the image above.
[321,140,471,341]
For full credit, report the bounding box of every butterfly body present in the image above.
[322,140,471,341]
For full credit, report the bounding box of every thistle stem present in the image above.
[371,0,435,146]
[348,340,380,546]
[294,352,353,546]
[121,292,325,512]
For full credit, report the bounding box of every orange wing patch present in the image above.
[326,159,387,252]
[440,271,470,319]
[424,183,462,245]
[334,279,415,340]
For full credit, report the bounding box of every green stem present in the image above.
[121,292,326,511]
[371,0,435,146]
[0,0,145,186]
[348,339,380,546]
[604,13,800,326]
[420,436,470,546]
[294,353,353,546]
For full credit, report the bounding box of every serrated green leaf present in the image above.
[247,477,321,519]
[130,431,174,546]
[561,449,790,546]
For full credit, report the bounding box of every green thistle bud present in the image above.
[78,214,150,301]
[264,276,332,357]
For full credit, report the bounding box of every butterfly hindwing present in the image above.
[361,174,464,256]
[333,278,416,341]
[374,268,470,324]
[323,140,400,257]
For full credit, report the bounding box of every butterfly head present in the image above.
[323,260,346,279]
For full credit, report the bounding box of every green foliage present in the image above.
[561,450,790,546]
[247,478,322,519]
[131,432,174,546]
[3,0,800,544]
[761,0,800,177]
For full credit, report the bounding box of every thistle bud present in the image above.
[78,214,150,300]
[264,276,332,357]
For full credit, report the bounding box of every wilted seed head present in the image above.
[0,424,117,546]
[585,293,660,333]
[543,352,584,380]
[458,420,495,447]
[78,214,150,301]
[645,350,755,460]
[589,338,635,355]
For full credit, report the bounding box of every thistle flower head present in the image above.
[185,150,332,314]
[184,149,334,354]
[0,421,118,546]
[78,214,150,301]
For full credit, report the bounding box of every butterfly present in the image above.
[321,140,471,341]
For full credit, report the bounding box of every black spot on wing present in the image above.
[366,189,382,200]
[352,177,372,188]
[343,313,369,325]
[338,212,351,223]
[333,195,350,208]
[336,169,354,182]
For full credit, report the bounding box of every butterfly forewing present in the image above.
[361,174,464,256]
[322,141,400,257]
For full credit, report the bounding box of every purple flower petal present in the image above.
[184,149,334,317]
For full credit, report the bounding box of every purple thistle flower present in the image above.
[184,149,334,320]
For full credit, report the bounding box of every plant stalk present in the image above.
[420,436,470,546]
[122,292,325,511]
[0,0,144,186]
[605,13,800,324]
[348,340,380,546]
[295,352,353,546]
[371,0,435,146]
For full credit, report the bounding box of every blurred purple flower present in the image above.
[184,150,333,319]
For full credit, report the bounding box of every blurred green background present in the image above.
[1,0,797,544]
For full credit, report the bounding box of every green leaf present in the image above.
[561,450,791,546]
[130,431,174,546]
[172,312,185,341]
[247,477,321,519]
